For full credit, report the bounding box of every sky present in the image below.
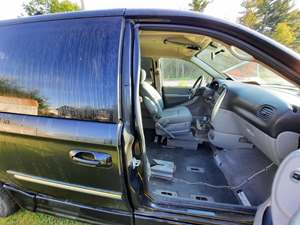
[0,0,300,23]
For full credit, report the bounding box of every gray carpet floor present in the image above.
[147,142,240,205]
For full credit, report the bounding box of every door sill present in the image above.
[138,198,256,225]
[152,198,256,214]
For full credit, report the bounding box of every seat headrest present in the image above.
[140,69,147,83]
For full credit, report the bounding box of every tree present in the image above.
[51,0,80,13]
[240,0,258,29]
[23,0,47,15]
[272,22,295,46]
[189,0,212,12]
[287,9,300,52]
[23,0,80,16]
[239,0,300,52]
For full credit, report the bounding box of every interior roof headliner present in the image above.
[140,30,212,59]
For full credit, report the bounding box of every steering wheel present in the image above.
[189,75,203,99]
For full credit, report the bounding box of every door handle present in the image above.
[69,150,112,168]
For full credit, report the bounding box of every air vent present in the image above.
[256,105,275,120]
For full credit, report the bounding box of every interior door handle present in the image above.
[69,150,112,168]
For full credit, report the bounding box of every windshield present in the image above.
[197,44,299,90]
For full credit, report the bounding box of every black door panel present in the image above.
[0,113,129,210]
[0,15,132,221]
[162,86,190,107]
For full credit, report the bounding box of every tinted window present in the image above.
[0,17,121,122]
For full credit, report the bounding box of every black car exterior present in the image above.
[0,8,298,225]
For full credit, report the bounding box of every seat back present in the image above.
[140,69,164,118]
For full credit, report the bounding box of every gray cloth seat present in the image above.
[140,69,192,137]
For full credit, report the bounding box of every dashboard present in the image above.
[207,79,300,164]
[209,79,300,138]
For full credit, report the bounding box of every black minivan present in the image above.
[0,8,299,225]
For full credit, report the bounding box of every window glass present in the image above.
[197,44,298,90]
[160,58,210,87]
[0,17,121,122]
[223,61,293,86]
[198,46,242,72]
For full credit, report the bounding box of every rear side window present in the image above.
[0,17,121,122]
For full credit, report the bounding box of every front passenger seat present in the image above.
[140,69,192,138]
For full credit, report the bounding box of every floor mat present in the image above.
[147,143,240,205]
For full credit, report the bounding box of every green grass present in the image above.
[0,210,89,225]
